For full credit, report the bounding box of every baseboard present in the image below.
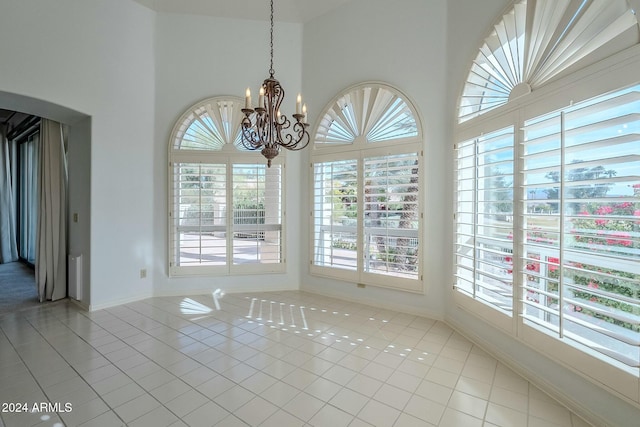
[153,284,299,298]
[69,298,89,312]
[88,292,154,311]
[86,285,299,311]
[301,285,444,321]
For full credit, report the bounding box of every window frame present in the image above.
[168,96,286,277]
[310,82,424,293]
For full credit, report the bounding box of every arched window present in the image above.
[315,84,419,144]
[311,82,423,292]
[169,96,284,276]
[454,0,640,399]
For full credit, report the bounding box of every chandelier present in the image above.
[241,0,310,167]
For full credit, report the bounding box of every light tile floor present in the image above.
[0,291,593,427]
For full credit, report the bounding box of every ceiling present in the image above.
[132,0,353,23]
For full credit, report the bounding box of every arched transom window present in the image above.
[458,0,639,122]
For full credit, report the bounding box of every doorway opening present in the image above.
[0,91,91,313]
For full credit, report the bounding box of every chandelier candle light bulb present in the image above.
[240,0,310,167]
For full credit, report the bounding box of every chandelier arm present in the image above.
[240,129,260,150]
[278,121,310,150]
[240,112,263,150]
[240,116,255,149]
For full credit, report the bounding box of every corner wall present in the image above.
[0,0,156,309]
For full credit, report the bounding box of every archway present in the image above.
[0,90,91,308]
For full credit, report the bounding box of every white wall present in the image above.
[67,116,92,304]
[152,13,304,295]
[0,0,156,309]
[300,0,448,318]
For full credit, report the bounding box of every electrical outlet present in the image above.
[73,213,79,223]
[140,269,147,279]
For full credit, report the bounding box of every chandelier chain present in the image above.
[269,0,274,77]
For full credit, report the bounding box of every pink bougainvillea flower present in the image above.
[596,206,614,215]
[606,231,632,247]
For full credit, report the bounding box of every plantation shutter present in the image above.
[522,85,640,367]
[315,86,418,145]
[455,126,515,314]
[232,163,282,265]
[312,159,359,272]
[171,162,227,269]
[363,153,419,279]
[458,0,637,123]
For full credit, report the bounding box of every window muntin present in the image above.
[455,127,515,314]
[311,82,422,292]
[169,96,285,276]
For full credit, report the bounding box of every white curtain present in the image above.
[19,133,39,263]
[0,125,18,263]
[36,119,67,302]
